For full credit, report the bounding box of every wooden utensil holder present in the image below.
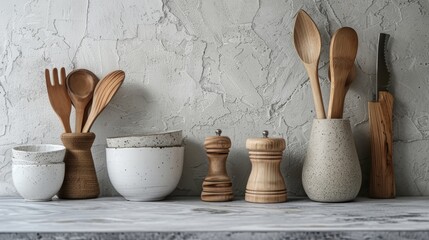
[245,131,287,203]
[58,132,99,199]
[201,129,233,202]
[302,119,361,202]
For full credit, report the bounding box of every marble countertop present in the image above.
[1,196,429,233]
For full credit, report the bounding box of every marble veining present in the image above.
[1,197,429,232]
[3,232,429,240]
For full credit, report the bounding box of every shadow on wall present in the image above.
[353,120,371,196]
[173,138,206,196]
[228,150,251,197]
[91,83,150,144]
[92,144,118,197]
[283,147,306,197]
[0,149,18,196]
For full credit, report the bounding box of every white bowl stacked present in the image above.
[106,130,184,201]
[12,144,66,201]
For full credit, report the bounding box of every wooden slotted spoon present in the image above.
[327,27,358,119]
[81,70,125,133]
[293,9,325,119]
[45,68,72,133]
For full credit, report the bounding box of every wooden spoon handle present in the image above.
[82,109,98,133]
[327,79,346,119]
[368,91,395,198]
[75,107,85,133]
[82,103,91,131]
[307,66,326,119]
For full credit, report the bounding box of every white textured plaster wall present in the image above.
[0,0,428,197]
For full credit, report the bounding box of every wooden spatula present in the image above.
[81,70,125,133]
[327,27,358,119]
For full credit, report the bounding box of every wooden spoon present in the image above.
[293,9,325,119]
[82,70,125,133]
[66,69,99,133]
[327,27,358,119]
[328,64,356,118]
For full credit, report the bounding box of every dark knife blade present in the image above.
[375,33,391,101]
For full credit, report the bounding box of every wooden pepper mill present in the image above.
[201,129,234,202]
[245,130,287,203]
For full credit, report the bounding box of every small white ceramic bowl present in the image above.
[12,163,65,201]
[106,146,184,201]
[12,144,66,164]
[106,130,182,148]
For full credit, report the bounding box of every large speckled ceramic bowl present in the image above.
[12,144,66,164]
[302,119,362,203]
[106,130,182,148]
[106,146,184,201]
[12,163,65,201]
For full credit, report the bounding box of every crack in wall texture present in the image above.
[0,0,428,197]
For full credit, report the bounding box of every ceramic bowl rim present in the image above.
[106,146,184,150]
[12,162,65,167]
[12,144,65,154]
[312,119,350,122]
[106,130,182,140]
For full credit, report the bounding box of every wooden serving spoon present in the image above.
[327,64,356,118]
[327,27,358,119]
[81,70,125,133]
[66,69,99,133]
[293,9,325,119]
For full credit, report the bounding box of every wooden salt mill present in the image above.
[245,130,287,203]
[201,129,234,202]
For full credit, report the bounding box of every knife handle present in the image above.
[368,91,395,198]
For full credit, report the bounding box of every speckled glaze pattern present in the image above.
[12,163,65,201]
[11,145,66,164]
[11,158,55,165]
[106,146,184,201]
[303,119,362,202]
[106,130,182,148]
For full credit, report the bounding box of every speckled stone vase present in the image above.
[303,119,362,202]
